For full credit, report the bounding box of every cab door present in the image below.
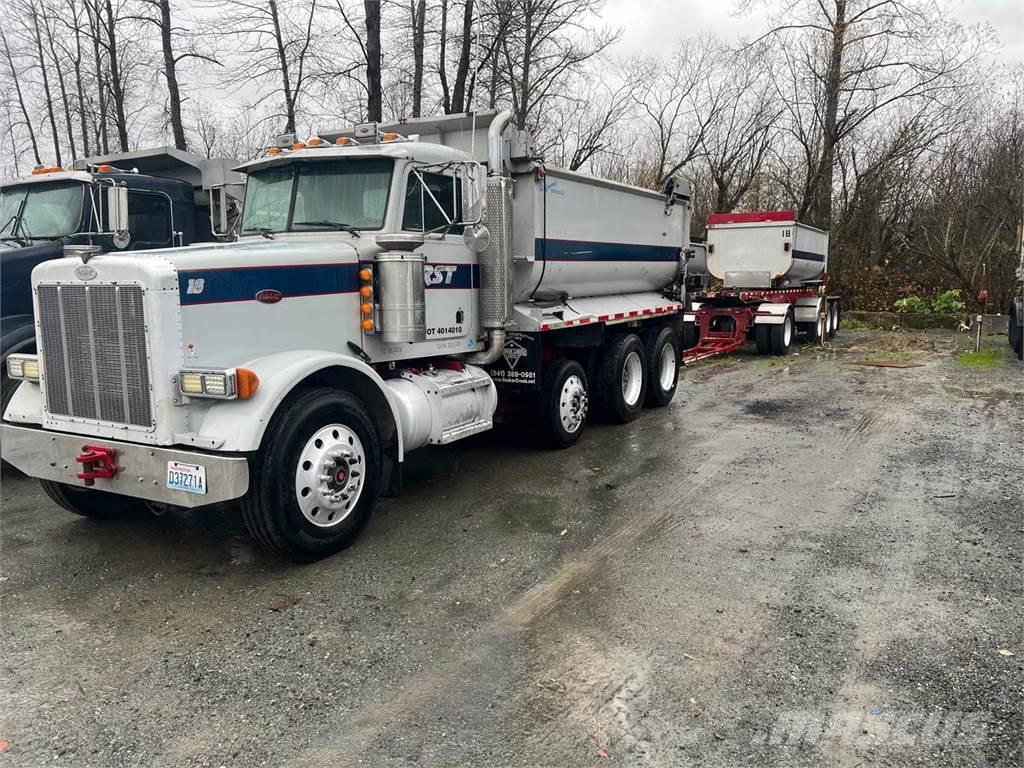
[400,167,476,342]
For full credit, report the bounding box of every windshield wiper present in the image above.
[246,227,275,240]
[293,220,360,237]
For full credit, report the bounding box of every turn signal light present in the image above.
[236,368,260,399]
[358,268,372,280]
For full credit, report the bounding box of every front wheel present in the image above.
[40,480,141,518]
[642,325,679,407]
[241,388,381,562]
[539,359,589,448]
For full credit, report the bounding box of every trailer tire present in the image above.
[755,325,772,355]
[241,387,381,562]
[681,322,699,350]
[642,326,679,407]
[770,313,794,355]
[1008,302,1022,359]
[40,480,140,518]
[595,333,647,423]
[540,359,589,448]
[827,302,840,338]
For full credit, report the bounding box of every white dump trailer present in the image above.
[2,110,692,562]
[683,211,840,362]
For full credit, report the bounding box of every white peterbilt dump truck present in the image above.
[1,110,693,561]
[682,211,839,361]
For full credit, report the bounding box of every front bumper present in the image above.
[1,424,250,507]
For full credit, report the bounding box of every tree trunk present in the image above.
[72,12,91,157]
[439,0,450,112]
[158,0,187,149]
[86,0,109,153]
[268,0,296,133]
[411,0,425,116]
[450,0,473,113]
[0,29,41,165]
[31,6,63,165]
[365,0,382,121]
[810,0,846,230]
[103,0,130,150]
[45,21,78,161]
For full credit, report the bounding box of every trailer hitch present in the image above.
[75,445,119,486]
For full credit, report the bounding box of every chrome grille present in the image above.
[37,284,153,427]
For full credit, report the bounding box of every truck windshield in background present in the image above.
[240,158,393,235]
[0,182,85,242]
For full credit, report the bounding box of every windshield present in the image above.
[0,181,85,241]
[241,158,393,235]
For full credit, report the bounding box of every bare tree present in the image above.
[364,0,381,120]
[0,27,41,165]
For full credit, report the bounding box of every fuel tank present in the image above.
[509,167,689,302]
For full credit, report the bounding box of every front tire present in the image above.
[539,359,589,448]
[241,388,381,562]
[642,325,679,407]
[595,333,647,423]
[40,480,140,518]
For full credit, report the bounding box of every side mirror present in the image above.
[106,184,128,235]
[460,163,486,224]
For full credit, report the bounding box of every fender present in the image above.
[792,296,823,324]
[752,303,792,325]
[184,350,405,460]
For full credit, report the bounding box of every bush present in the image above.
[932,289,966,314]
[894,295,930,314]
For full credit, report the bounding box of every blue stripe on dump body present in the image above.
[535,238,680,262]
[792,249,826,263]
[178,263,360,305]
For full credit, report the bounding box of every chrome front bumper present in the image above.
[0,424,250,507]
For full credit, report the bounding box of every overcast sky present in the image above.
[600,0,1024,64]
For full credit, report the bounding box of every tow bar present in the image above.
[75,445,119,486]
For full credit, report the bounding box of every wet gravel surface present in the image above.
[1,330,1021,767]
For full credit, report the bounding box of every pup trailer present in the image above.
[682,211,839,361]
[2,110,692,561]
[1,147,243,413]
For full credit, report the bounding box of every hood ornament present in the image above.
[63,244,103,264]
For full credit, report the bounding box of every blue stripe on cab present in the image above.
[179,263,360,305]
[535,238,680,262]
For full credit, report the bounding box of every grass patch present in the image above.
[841,317,872,331]
[958,349,1002,367]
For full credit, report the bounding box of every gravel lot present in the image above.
[1,329,1021,767]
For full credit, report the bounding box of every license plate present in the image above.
[166,461,207,495]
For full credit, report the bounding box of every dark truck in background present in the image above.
[0,147,243,410]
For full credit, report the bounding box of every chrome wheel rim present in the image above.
[658,341,676,391]
[621,350,644,406]
[294,423,366,528]
[783,315,793,347]
[559,374,587,433]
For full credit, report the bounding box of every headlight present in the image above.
[7,354,40,381]
[178,368,259,400]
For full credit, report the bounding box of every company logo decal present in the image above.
[74,265,97,281]
[502,339,527,369]
[424,264,458,286]
[186,278,206,295]
[256,289,283,304]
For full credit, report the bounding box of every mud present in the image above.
[1,329,1021,767]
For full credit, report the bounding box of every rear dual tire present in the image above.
[756,313,794,356]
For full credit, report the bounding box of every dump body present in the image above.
[706,211,828,288]
[510,167,687,302]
